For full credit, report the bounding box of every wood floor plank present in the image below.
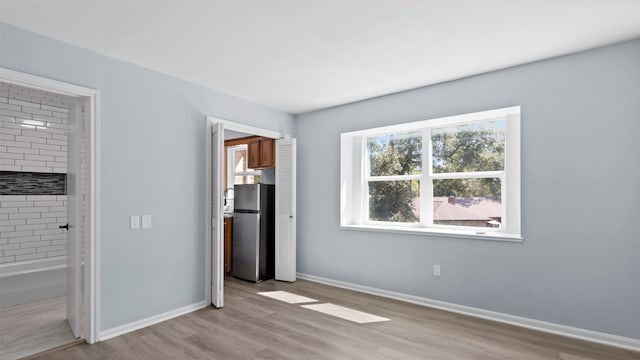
[23,278,640,360]
[0,296,75,360]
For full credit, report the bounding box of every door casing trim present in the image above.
[204,115,289,306]
[0,67,101,344]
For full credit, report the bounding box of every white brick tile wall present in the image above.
[37,244,65,252]
[26,195,57,201]
[20,207,51,213]
[41,105,68,113]
[1,201,33,207]
[0,103,21,111]
[0,220,28,227]
[2,152,24,160]
[8,236,40,243]
[45,250,66,258]
[38,150,66,157]
[8,99,41,109]
[16,224,47,231]
[2,230,33,238]
[25,108,54,116]
[21,240,51,248]
[0,165,20,171]
[0,109,30,118]
[2,195,28,200]
[0,94,69,265]
[4,248,36,256]
[9,213,41,219]
[27,218,58,225]
[0,243,20,251]
[0,256,16,264]
[0,197,68,263]
[20,130,51,139]
[7,147,39,154]
[15,253,46,261]
[0,95,68,173]
[34,201,63,207]
[23,165,57,172]
[16,135,48,144]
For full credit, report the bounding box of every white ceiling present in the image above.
[1,1,639,114]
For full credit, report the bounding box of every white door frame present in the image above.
[204,115,289,305]
[0,67,101,344]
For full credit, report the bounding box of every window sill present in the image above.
[339,224,523,243]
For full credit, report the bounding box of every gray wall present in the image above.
[296,39,640,339]
[0,22,295,331]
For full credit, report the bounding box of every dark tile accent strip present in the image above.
[0,171,66,195]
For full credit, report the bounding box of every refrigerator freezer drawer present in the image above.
[232,212,260,282]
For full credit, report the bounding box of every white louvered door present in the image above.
[209,121,224,307]
[66,98,87,338]
[275,138,297,282]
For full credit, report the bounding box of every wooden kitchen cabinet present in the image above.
[247,139,261,169]
[247,137,275,169]
[224,217,233,273]
[260,138,275,168]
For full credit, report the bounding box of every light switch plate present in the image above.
[130,215,141,230]
[142,215,152,229]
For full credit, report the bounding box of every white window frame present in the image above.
[340,106,521,242]
[226,144,261,187]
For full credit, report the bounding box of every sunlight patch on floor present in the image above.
[301,303,390,324]
[257,291,318,304]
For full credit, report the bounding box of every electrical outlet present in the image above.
[433,264,441,277]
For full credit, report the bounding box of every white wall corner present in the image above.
[98,301,209,342]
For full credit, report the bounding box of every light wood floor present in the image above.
[0,296,75,360]
[27,278,640,359]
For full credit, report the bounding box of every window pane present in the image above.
[368,132,422,176]
[369,180,419,223]
[234,149,247,173]
[433,178,502,228]
[431,120,505,173]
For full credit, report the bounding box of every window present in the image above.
[341,106,521,241]
[226,145,261,187]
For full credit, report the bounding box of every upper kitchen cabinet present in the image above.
[248,137,275,169]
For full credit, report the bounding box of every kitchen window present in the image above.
[340,106,521,241]
[227,145,261,187]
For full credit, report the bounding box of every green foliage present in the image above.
[368,181,419,222]
[431,121,504,198]
[367,132,421,222]
[366,121,505,223]
[368,132,421,176]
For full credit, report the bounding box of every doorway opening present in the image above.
[205,117,296,309]
[0,68,99,358]
[222,132,275,285]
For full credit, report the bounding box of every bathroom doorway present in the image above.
[0,68,99,358]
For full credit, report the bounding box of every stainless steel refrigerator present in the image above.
[232,184,275,282]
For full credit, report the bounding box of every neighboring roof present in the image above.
[433,197,501,221]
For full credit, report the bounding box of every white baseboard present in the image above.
[99,300,209,341]
[297,273,640,352]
